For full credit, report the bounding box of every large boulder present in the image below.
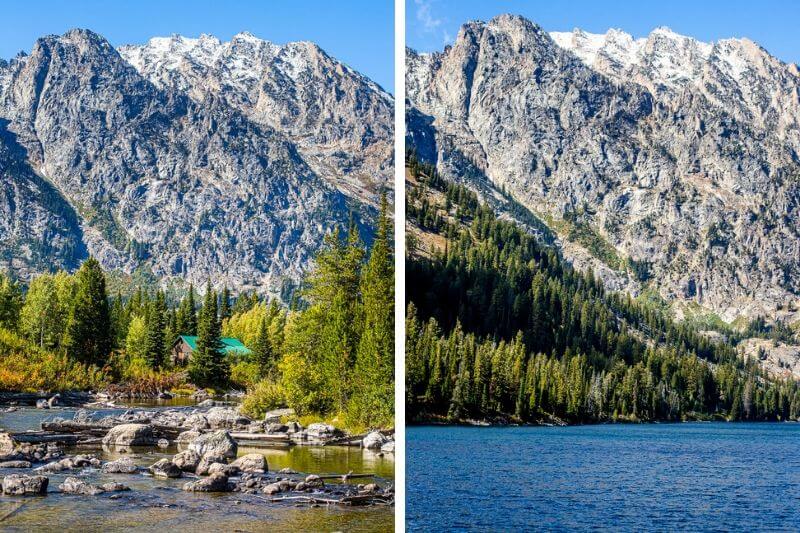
[204,407,251,430]
[149,458,182,479]
[101,457,138,474]
[230,453,267,473]
[362,431,388,450]
[183,472,230,492]
[102,424,155,447]
[381,440,396,453]
[2,474,48,495]
[306,423,340,439]
[172,450,201,472]
[188,430,237,459]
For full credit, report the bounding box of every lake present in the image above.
[0,406,394,532]
[407,423,800,531]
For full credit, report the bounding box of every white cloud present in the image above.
[415,0,442,32]
[415,0,453,47]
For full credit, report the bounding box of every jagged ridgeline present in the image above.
[406,154,800,424]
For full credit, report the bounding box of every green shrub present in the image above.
[240,379,286,418]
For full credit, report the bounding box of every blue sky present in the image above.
[0,0,394,91]
[407,0,800,65]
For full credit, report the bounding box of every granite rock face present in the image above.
[0,29,392,298]
[406,15,800,323]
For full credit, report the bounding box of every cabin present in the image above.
[171,335,252,366]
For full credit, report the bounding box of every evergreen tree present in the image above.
[63,257,112,366]
[110,292,128,349]
[351,192,395,424]
[252,316,274,378]
[144,290,167,368]
[189,282,229,388]
[176,284,198,336]
[219,286,231,322]
[0,273,23,331]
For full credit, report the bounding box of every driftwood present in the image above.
[317,470,376,481]
[40,421,183,439]
[322,428,394,447]
[9,432,81,444]
[0,502,25,523]
[266,493,392,506]
[339,494,393,506]
[229,432,291,443]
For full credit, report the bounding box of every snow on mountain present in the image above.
[119,32,394,204]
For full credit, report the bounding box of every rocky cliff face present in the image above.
[406,14,800,323]
[119,33,393,203]
[0,29,392,296]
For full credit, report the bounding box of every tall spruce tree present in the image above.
[144,290,167,368]
[0,273,22,331]
[219,286,231,322]
[63,257,112,366]
[189,283,229,388]
[176,284,197,336]
[252,316,274,378]
[351,192,395,424]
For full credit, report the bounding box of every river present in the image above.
[0,403,394,532]
[407,423,800,531]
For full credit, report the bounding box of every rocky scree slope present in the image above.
[0,29,392,296]
[406,14,800,324]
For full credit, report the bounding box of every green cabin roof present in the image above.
[178,335,252,356]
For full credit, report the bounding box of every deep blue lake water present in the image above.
[407,423,800,531]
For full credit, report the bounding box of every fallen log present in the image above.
[339,494,393,506]
[9,432,81,444]
[229,432,291,442]
[40,421,183,439]
[317,470,377,481]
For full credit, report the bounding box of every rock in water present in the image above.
[204,407,251,430]
[188,430,237,459]
[101,457,138,474]
[2,474,49,495]
[102,424,155,447]
[35,399,49,409]
[175,430,202,443]
[305,423,340,439]
[230,453,267,473]
[362,431,388,450]
[149,458,182,479]
[183,472,230,492]
[0,432,16,455]
[195,453,227,476]
[172,450,201,472]
[207,462,240,476]
[380,440,396,453]
[59,477,105,496]
[101,482,130,492]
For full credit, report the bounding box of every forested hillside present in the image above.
[0,195,393,430]
[406,154,800,424]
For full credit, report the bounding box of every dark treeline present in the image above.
[406,154,800,424]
